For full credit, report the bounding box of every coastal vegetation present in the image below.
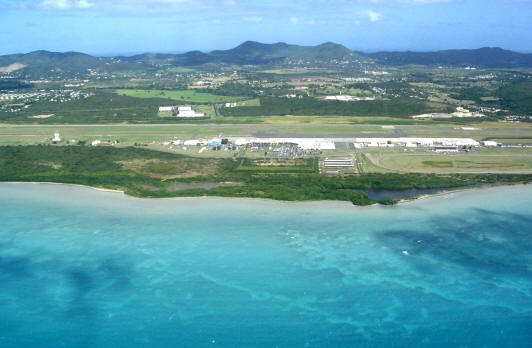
[1,145,531,206]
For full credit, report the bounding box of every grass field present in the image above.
[0,125,246,146]
[115,89,248,103]
[368,153,532,173]
[236,99,261,107]
[357,153,395,173]
[402,128,532,140]
[235,158,318,173]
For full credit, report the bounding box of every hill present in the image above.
[0,50,106,78]
[208,41,360,64]
[120,41,365,66]
[368,47,532,68]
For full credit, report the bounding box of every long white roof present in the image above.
[231,137,336,150]
[354,137,480,146]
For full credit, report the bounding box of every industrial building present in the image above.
[323,158,353,168]
[434,146,459,152]
[354,137,480,148]
[177,106,205,118]
[482,140,499,147]
[231,137,336,150]
[159,106,205,117]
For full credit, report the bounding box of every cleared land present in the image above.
[115,89,248,103]
[366,153,532,173]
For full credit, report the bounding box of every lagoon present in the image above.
[0,183,531,347]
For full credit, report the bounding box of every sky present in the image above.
[0,0,531,55]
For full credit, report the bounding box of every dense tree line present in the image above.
[198,81,257,97]
[0,79,33,90]
[220,96,439,117]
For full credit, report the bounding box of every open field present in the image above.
[115,89,248,103]
[366,153,532,173]
[236,98,261,107]
[0,125,238,145]
[486,138,532,144]
[356,153,395,174]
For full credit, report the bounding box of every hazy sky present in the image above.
[1,0,531,55]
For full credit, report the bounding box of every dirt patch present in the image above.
[167,182,243,191]
[118,158,220,179]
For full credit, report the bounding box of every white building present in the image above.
[158,106,173,112]
[184,139,200,146]
[434,146,459,152]
[354,137,480,147]
[324,158,353,168]
[177,106,205,118]
[232,137,335,150]
[91,140,101,146]
[52,132,61,142]
[325,95,375,102]
[483,141,499,147]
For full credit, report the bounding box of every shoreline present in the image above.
[0,180,524,207]
[394,182,508,204]
[1,181,125,194]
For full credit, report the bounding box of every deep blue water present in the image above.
[0,183,531,348]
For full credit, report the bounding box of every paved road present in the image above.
[1,124,530,140]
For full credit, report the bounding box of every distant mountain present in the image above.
[207,41,360,64]
[0,50,105,77]
[120,41,364,66]
[368,47,532,68]
[1,43,531,78]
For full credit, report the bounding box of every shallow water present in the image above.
[357,187,448,200]
[0,183,531,347]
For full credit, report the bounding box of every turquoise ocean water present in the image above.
[0,183,531,347]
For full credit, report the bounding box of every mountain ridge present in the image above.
[1,42,532,77]
[368,47,532,68]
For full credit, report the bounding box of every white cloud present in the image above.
[75,0,94,8]
[39,0,94,9]
[400,0,453,3]
[244,16,263,22]
[372,0,453,3]
[289,16,299,24]
[366,10,382,22]
[40,0,71,9]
